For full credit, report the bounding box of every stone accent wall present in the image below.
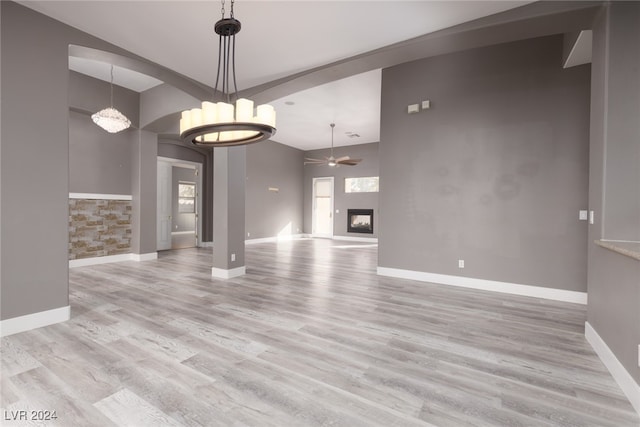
[69,199,132,260]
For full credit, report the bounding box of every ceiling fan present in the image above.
[304,123,362,167]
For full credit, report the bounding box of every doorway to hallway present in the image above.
[312,177,334,238]
[157,157,202,251]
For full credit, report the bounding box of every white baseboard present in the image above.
[245,235,377,245]
[211,266,246,279]
[585,322,640,416]
[245,234,309,245]
[69,254,132,268]
[376,267,588,305]
[333,236,378,243]
[0,306,70,337]
[130,252,158,262]
[69,252,157,268]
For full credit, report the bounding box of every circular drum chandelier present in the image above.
[179,0,276,147]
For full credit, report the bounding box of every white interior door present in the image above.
[312,177,334,238]
[157,160,172,250]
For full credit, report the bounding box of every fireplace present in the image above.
[347,209,374,234]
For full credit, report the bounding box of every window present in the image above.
[345,176,379,193]
[178,182,196,213]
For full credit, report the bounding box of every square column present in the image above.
[212,147,246,278]
[131,130,158,260]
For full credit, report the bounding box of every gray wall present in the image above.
[1,1,161,320]
[303,142,379,238]
[172,166,197,232]
[587,2,640,385]
[599,4,640,242]
[69,109,135,195]
[246,140,304,240]
[2,2,72,320]
[379,35,591,292]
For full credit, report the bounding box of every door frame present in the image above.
[311,176,334,238]
[157,160,173,250]
[157,157,203,249]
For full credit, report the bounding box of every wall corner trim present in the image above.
[212,266,246,279]
[585,322,640,416]
[376,267,588,305]
[0,306,70,337]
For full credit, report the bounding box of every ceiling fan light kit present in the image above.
[179,0,276,147]
[304,123,362,167]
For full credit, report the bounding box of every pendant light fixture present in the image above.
[91,65,132,133]
[179,0,276,147]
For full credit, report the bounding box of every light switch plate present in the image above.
[408,104,420,114]
[579,210,588,220]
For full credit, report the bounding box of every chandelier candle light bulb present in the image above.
[179,0,276,147]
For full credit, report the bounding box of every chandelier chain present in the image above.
[221,0,234,19]
[231,33,238,101]
[214,36,222,100]
[109,65,114,107]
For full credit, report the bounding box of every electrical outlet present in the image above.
[458,259,464,268]
[247,232,250,237]
[231,253,236,262]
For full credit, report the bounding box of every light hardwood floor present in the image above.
[2,239,638,426]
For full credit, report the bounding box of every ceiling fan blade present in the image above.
[335,156,351,162]
[304,158,327,165]
[337,158,362,166]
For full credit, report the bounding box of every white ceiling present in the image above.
[20,0,533,151]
